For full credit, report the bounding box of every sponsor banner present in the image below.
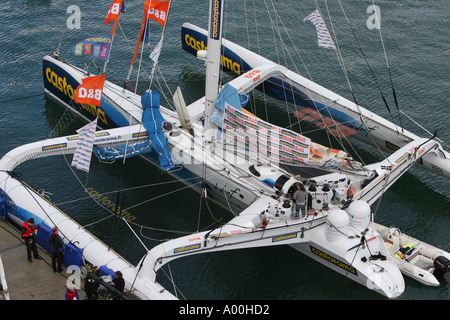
[105,0,125,26]
[209,0,222,40]
[71,118,98,173]
[144,0,170,26]
[181,26,250,76]
[72,36,112,62]
[303,10,336,50]
[75,74,105,107]
[222,104,311,164]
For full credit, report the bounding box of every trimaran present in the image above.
[0,0,449,299]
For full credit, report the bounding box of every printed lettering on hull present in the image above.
[43,59,119,129]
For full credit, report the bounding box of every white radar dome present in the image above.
[346,200,371,232]
[326,209,349,242]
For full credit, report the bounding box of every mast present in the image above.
[103,0,125,74]
[126,13,148,83]
[103,17,120,74]
[204,0,224,142]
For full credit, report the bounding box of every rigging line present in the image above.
[263,0,281,65]
[81,214,116,229]
[325,0,389,164]
[251,0,262,56]
[124,180,202,211]
[167,264,178,299]
[243,0,251,50]
[4,173,62,234]
[159,266,187,300]
[399,110,444,145]
[120,215,149,251]
[336,0,400,134]
[263,0,293,129]
[323,1,364,157]
[0,93,43,104]
[148,1,172,92]
[372,0,403,132]
[370,167,392,220]
[135,19,150,93]
[54,0,75,57]
[251,3,269,122]
[111,112,137,217]
[135,222,192,236]
[53,177,201,206]
[269,0,352,153]
[60,152,119,217]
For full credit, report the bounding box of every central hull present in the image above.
[43,55,258,213]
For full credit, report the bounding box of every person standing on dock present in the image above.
[49,227,64,272]
[65,285,79,300]
[21,218,42,262]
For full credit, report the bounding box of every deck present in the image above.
[0,217,86,300]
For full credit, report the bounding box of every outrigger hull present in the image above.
[0,131,178,300]
[181,23,450,179]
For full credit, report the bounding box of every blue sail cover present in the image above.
[210,83,243,127]
[94,140,153,162]
[141,91,174,170]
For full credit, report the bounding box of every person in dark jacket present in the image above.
[48,227,64,272]
[21,218,42,262]
[84,265,100,300]
[110,271,125,299]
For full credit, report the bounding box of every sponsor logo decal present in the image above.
[272,232,297,243]
[174,243,201,254]
[42,143,68,151]
[310,246,357,275]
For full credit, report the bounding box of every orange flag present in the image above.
[105,0,124,25]
[144,0,170,26]
[75,74,106,107]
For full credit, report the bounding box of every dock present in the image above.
[0,217,86,300]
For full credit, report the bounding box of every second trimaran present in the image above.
[0,0,448,299]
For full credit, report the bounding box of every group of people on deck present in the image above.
[20,218,126,300]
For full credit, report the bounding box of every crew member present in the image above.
[110,271,125,300]
[21,218,42,262]
[292,184,307,216]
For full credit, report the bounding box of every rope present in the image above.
[0,93,42,104]
[264,0,362,162]
[54,0,76,58]
[371,0,404,131]
[325,0,389,164]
